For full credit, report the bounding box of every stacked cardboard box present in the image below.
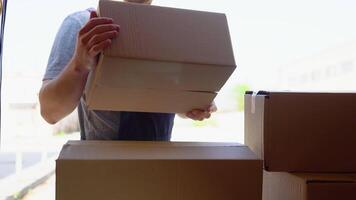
[245,91,356,200]
[84,0,236,113]
[56,2,261,199]
[56,141,263,200]
[263,172,356,200]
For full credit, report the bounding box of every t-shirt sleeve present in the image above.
[43,16,83,81]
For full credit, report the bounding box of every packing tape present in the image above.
[251,91,257,114]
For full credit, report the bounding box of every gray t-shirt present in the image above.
[44,9,175,140]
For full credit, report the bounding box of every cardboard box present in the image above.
[263,171,356,200]
[84,0,236,113]
[56,141,262,200]
[245,91,356,172]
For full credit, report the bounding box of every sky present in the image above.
[3,0,356,90]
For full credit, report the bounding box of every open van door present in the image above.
[0,0,8,144]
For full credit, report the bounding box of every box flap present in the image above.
[294,173,356,183]
[263,172,356,200]
[57,141,259,160]
[263,171,307,200]
[86,86,217,113]
[98,0,235,66]
[95,57,235,92]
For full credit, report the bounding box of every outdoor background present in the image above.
[1,0,355,199]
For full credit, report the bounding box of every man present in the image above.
[39,0,217,140]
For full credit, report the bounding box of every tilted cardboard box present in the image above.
[56,141,262,200]
[245,91,356,172]
[263,171,356,200]
[84,0,236,113]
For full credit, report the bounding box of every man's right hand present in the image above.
[39,10,120,124]
[72,10,120,74]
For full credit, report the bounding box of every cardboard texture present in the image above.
[245,91,356,172]
[84,0,236,113]
[56,141,262,200]
[263,171,356,200]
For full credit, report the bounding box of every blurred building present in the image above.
[275,42,356,91]
[1,68,78,147]
[2,68,49,139]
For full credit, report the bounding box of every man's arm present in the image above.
[39,11,120,124]
[39,61,89,124]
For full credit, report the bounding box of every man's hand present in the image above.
[39,10,120,124]
[182,102,218,121]
[72,11,120,74]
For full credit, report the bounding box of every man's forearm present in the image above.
[39,59,89,124]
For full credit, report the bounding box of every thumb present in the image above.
[208,103,217,113]
[90,10,98,19]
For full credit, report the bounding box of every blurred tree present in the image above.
[233,83,250,112]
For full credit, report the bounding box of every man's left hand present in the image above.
[184,102,217,121]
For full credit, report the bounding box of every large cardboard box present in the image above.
[84,0,236,113]
[56,141,262,200]
[245,91,356,172]
[263,171,356,200]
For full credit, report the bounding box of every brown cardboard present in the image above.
[85,83,216,113]
[245,91,356,172]
[263,171,356,200]
[56,141,262,200]
[84,0,236,113]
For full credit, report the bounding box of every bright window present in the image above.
[1,0,356,199]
